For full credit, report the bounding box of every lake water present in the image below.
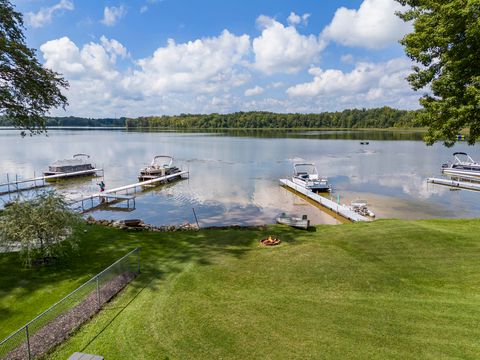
[0,128,478,226]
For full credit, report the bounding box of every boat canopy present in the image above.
[293,163,318,175]
[453,152,476,164]
[151,155,173,168]
[50,154,92,167]
[73,153,90,159]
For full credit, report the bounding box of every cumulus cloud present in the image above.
[287,58,411,97]
[244,86,264,97]
[287,12,310,26]
[286,58,417,109]
[100,36,129,61]
[125,30,251,95]
[40,32,253,117]
[101,5,126,26]
[25,0,74,28]
[253,16,325,74]
[322,0,411,49]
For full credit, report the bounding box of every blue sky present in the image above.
[13,0,420,117]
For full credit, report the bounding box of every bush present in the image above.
[0,192,82,266]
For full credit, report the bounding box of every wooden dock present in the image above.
[427,177,480,192]
[279,178,369,222]
[0,169,103,196]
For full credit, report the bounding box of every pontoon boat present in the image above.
[292,163,330,192]
[43,154,96,177]
[138,155,181,181]
[442,152,480,178]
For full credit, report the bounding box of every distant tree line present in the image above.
[0,116,126,127]
[0,107,422,129]
[126,107,422,129]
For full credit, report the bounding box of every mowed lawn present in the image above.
[2,219,480,359]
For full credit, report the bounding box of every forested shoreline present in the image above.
[126,107,421,129]
[0,107,422,129]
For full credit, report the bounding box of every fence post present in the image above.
[137,248,141,274]
[25,325,31,360]
[96,276,100,309]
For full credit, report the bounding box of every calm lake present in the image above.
[0,128,478,226]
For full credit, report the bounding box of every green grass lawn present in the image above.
[2,219,480,359]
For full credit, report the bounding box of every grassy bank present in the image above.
[2,219,480,359]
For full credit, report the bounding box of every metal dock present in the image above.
[71,171,189,212]
[0,169,103,196]
[427,177,480,192]
[279,178,369,222]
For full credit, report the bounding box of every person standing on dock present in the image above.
[98,180,106,203]
[98,181,105,192]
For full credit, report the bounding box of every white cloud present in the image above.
[340,54,354,64]
[40,32,252,117]
[322,0,411,49]
[40,37,85,77]
[101,6,126,26]
[244,86,264,97]
[253,16,325,74]
[287,58,412,97]
[100,36,129,61]
[140,6,148,13]
[25,0,74,28]
[287,12,310,26]
[125,30,251,95]
[285,58,419,110]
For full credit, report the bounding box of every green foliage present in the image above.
[0,192,82,266]
[0,0,68,135]
[126,107,422,129]
[1,220,479,358]
[396,0,480,145]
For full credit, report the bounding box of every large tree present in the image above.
[0,0,68,135]
[396,0,480,145]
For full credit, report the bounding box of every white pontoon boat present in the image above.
[292,163,330,192]
[442,152,480,178]
[138,155,181,181]
[43,154,96,177]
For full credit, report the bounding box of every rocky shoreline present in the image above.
[86,216,199,232]
[85,216,268,232]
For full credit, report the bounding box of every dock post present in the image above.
[15,174,19,191]
[192,207,200,229]
[33,171,36,188]
[6,173,10,194]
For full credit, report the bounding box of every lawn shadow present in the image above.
[0,224,306,339]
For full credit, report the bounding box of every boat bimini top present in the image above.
[452,152,477,165]
[293,163,319,180]
[151,155,174,169]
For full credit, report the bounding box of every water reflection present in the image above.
[0,129,478,226]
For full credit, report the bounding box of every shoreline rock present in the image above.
[85,216,199,232]
[85,216,268,232]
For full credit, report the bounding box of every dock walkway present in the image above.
[279,178,369,222]
[0,169,103,196]
[71,171,189,212]
[427,177,480,192]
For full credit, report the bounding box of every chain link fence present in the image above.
[0,247,140,360]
